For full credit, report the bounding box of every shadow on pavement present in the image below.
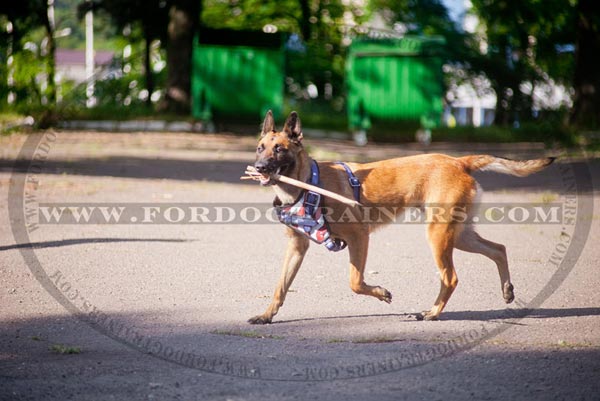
[3,157,252,185]
[2,156,598,192]
[275,307,600,324]
[439,307,600,321]
[0,237,194,252]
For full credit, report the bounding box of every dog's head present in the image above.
[254,110,304,186]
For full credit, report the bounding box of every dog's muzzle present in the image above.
[254,161,289,186]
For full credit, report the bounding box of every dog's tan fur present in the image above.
[249,111,554,324]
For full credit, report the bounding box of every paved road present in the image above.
[1,132,599,400]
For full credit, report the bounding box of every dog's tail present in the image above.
[460,155,555,177]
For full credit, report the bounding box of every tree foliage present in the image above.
[1,0,598,128]
[570,0,600,128]
[469,0,578,125]
[160,0,200,113]
[369,0,471,58]
[202,0,367,107]
[0,0,57,106]
[81,0,170,107]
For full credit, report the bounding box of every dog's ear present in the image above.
[261,110,275,137]
[283,111,303,142]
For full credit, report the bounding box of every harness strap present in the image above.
[304,161,321,219]
[276,160,355,253]
[335,162,361,202]
[310,160,320,186]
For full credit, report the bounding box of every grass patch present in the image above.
[555,339,598,349]
[285,101,347,132]
[59,103,191,122]
[0,111,26,124]
[582,140,600,153]
[353,118,576,146]
[538,192,559,204]
[352,336,400,344]
[327,337,403,344]
[49,344,82,354]
[211,329,284,340]
[326,338,348,344]
[0,111,32,134]
[431,123,576,146]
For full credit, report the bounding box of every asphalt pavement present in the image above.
[1,131,599,400]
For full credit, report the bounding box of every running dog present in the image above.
[248,110,554,323]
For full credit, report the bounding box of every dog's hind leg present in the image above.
[248,230,310,324]
[347,229,393,303]
[455,227,514,304]
[419,222,458,321]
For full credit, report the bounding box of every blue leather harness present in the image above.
[276,160,361,252]
[335,162,361,203]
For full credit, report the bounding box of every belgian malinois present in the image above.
[249,110,554,323]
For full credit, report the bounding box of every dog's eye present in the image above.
[274,144,285,153]
[257,145,264,153]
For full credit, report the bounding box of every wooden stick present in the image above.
[241,166,362,208]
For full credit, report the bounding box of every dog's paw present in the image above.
[416,310,439,321]
[248,315,272,325]
[503,283,515,304]
[379,288,393,304]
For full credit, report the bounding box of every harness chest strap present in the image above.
[276,160,361,252]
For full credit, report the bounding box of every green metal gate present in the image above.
[346,36,446,131]
[191,28,284,121]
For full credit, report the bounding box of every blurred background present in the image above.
[0,0,598,146]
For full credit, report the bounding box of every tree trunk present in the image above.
[299,0,311,41]
[493,86,510,126]
[159,0,200,114]
[144,33,154,108]
[570,0,600,128]
[43,11,56,105]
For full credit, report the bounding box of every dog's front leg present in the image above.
[248,230,310,324]
[347,230,393,303]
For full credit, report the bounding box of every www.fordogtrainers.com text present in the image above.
[30,202,568,227]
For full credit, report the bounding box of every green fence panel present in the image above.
[191,29,284,121]
[346,36,445,130]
